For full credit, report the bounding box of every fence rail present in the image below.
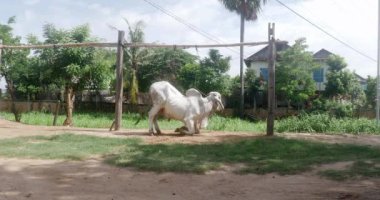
[0,41,288,50]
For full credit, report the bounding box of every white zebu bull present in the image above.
[148,81,224,135]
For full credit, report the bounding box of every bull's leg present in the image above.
[200,117,209,129]
[181,119,195,135]
[153,115,161,135]
[194,120,200,134]
[148,105,161,135]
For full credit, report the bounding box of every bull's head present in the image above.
[208,92,224,111]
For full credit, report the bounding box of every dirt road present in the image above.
[1,119,380,200]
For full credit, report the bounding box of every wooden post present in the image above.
[267,23,276,136]
[0,39,2,69]
[113,31,125,131]
[53,100,60,126]
[0,40,2,99]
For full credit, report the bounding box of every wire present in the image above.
[142,0,241,55]
[275,0,377,62]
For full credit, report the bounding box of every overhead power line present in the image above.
[275,0,377,62]
[142,0,241,55]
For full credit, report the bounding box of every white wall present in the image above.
[249,61,268,78]
[0,77,5,93]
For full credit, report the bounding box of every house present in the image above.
[244,41,290,82]
[244,42,366,91]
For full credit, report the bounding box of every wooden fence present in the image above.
[0,24,282,134]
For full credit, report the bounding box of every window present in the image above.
[260,68,268,81]
[313,68,324,83]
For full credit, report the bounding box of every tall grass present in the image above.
[0,111,265,132]
[275,113,380,134]
[2,111,380,134]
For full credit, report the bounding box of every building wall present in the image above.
[248,61,268,80]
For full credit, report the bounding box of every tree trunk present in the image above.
[5,78,21,122]
[239,0,246,117]
[63,86,75,126]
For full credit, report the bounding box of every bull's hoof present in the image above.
[156,130,162,135]
[175,126,188,133]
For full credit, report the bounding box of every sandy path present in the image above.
[0,158,379,200]
[1,119,380,200]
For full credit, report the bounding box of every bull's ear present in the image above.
[185,88,202,98]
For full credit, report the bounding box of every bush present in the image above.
[310,99,353,118]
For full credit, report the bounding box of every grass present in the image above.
[318,160,380,181]
[275,113,380,134]
[2,111,380,134]
[0,134,140,160]
[0,111,266,132]
[0,133,379,180]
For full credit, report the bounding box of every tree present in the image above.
[324,55,365,104]
[179,49,231,95]
[326,54,347,72]
[0,16,30,121]
[325,70,365,104]
[244,67,262,110]
[324,55,366,113]
[38,24,111,126]
[138,48,197,92]
[276,38,318,109]
[123,19,148,104]
[366,76,376,108]
[219,0,267,116]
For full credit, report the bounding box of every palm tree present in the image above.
[218,0,267,116]
[123,19,148,104]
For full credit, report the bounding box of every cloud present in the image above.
[24,0,40,6]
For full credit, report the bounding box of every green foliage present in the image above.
[325,70,357,99]
[4,110,380,135]
[179,49,232,95]
[123,19,148,103]
[365,76,376,108]
[311,99,354,118]
[324,55,365,108]
[276,38,318,106]
[276,113,380,134]
[0,16,29,83]
[129,70,139,104]
[38,23,107,91]
[228,68,264,110]
[138,48,197,92]
[218,0,267,20]
[225,76,241,109]
[326,54,347,72]
[0,111,265,132]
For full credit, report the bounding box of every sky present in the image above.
[0,0,378,90]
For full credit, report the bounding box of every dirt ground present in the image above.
[1,118,380,200]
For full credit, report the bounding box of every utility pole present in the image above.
[267,23,276,136]
[377,0,380,125]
